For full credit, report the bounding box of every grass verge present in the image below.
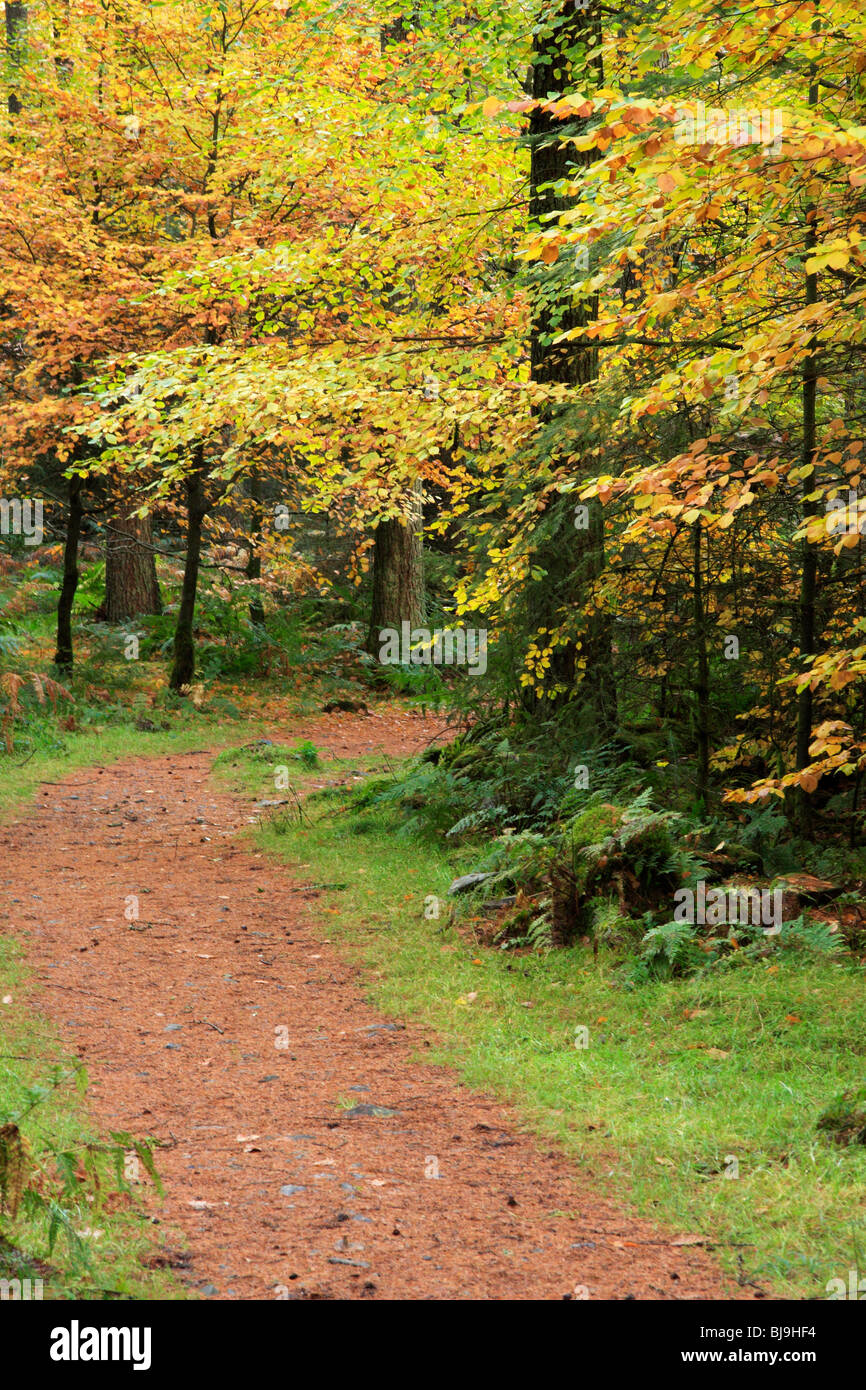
[0,931,183,1299]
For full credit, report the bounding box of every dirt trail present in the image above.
[0,710,743,1300]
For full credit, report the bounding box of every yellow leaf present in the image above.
[652,291,678,315]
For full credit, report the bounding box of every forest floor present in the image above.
[0,708,742,1301]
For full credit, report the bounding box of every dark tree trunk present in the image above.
[54,473,83,671]
[5,2,26,116]
[169,457,207,690]
[104,513,161,621]
[364,19,429,660]
[693,524,710,809]
[379,15,411,49]
[245,474,266,627]
[524,1,615,727]
[528,2,601,390]
[366,487,425,655]
[52,0,73,85]
[794,52,821,836]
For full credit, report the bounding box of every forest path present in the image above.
[1,710,742,1300]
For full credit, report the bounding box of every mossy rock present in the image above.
[817,1086,866,1146]
[448,746,487,771]
[432,739,487,771]
[564,803,622,851]
[612,729,666,767]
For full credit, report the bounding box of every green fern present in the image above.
[630,919,703,984]
[525,898,553,950]
[446,804,508,838]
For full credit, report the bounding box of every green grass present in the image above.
[0,717,265,821]
[214,744,866,1301]
[0,932,183,1300]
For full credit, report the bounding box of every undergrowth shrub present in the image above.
[0,671,72,753]
[0,1062,162,1287]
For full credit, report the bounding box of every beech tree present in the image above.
[4,0,866,831]
[522,0,615,723]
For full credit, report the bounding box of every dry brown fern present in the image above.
[0,671,72,752]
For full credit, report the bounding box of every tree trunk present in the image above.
[366,486,425,655]
[104,513,161,621]
[169,457,207,690]
[528,1,601,391]
[363,19,430,661]
[54,473,82,672]
[52,0,73,86]
[794,47,821,836]
[524,1,615,725]
[379,14,411,49]
[245,474,266,627]
[5,2,26,116]
[693,524,710,809]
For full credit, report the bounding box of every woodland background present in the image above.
[1,0,866,1302]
